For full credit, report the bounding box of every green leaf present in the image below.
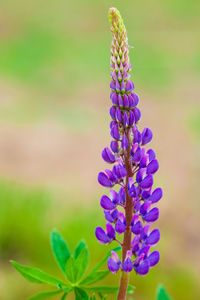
[80,270,109,285]
[157,285,171,300]
[84,286,118,294]
[91,246,121,272]
[74,288,89,300]
[11,260,68,287]
[51,231,71,275]
[127,285,135,294]
[27,290,62,300]
[74,240,87,259]
[66,248,89,283]
[60,293,69,300]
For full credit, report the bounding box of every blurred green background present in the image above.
[0,0,200,299]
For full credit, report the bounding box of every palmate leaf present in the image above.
[74,287,89,300]
[84,286,118,294]
[66,246,89,283]
[157,285,171,300]
[51,231,71,275]
[11,261,68,287]
[80,270,109,285]
[27,290,62,300]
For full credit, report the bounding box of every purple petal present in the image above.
[148,251,160,267]
[115,219,126,234]
[118,94,124,107]
[140,201,151,215]
[123,94,129,108]
[130,93,139,107]
[102,147,115,164]
[122,258,133,272]
[107,257,120,273]
[140,174,153,189]
[132,220,142,235]
[143,207,159,222]
[141,128,153,145]
[126,80,134,92]
[110,140,119,153]
[106,223,115,239]
[100,195,116,210]
[104,209,119,223]
[147,149,156,161]
[133,127,142,144]
[128,111,135,126]
[132,147,142,162]
[95,227,110,243]
[133,107,141,123]
[146,229,160,245]
[110,80,115,90]
[149,188,163,203]
[116,107,123,122]
[122,133,129,149]
[134,260,150,275]
[147,159,159,174]
[98,172,112,187]
[110,92,118,105]
[110,106,116,119]
[111,124,120,140]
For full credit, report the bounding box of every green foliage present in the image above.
[11,230,127,299]
[157,285,171,300]
[51,231,71,275]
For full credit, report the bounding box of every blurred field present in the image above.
[0,0,200,299]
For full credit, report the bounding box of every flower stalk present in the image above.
[95,7,163,300]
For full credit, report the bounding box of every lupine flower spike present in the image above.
[95,7,163,300]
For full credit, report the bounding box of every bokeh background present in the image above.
[0,0,200,299]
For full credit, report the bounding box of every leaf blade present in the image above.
[157,285,171,300]
[74,240,87,259]
[51,231,71,275]
[80,270,109,285]
[74,288,89,300]
[11,260,68,287]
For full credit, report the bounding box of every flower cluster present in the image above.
[95,8,163,276]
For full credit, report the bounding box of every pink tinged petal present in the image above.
[141,127,153,145]
[102,147,115,163]
[140,201,151,215]
[148,251,160,267]
[98,172,112,187]
[122,257,133,272]
[149,188,163,203]
[147,159,159,174]
[95,227,110,244]
[140,174,153,189]
[146,229,160,245]
[116,80,120,92]
[106,223,115,239]
[100,195,116,210]
[107,257,120,273]
[143,207,159,222]
[134,260,150,276]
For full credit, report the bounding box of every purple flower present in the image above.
[96,7,162,279]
